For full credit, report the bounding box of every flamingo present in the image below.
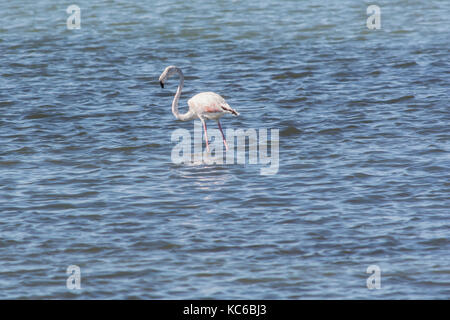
[159,66,239,151]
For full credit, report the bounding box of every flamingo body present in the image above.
[188,92,239,120]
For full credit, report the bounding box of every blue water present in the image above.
[0,0,449,299]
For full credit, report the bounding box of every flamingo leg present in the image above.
[217,120,229,151]
[200,118,210,152]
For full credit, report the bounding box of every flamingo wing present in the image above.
[188,92,239,118]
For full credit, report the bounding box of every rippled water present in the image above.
[0,0,449,299]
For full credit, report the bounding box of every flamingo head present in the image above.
[159,66,182,89]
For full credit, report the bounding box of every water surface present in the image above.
[0,0,449,299]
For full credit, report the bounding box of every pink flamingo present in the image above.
[159,66,239,151]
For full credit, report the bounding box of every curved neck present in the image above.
[171,69,195,121]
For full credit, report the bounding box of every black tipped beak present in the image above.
[160,81,164,88]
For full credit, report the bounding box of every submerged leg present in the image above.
[200,118,210,152]
[217,120,228,151]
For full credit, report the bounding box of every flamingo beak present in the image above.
[160,81,164,88]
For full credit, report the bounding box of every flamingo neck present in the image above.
[172,69,195,121]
